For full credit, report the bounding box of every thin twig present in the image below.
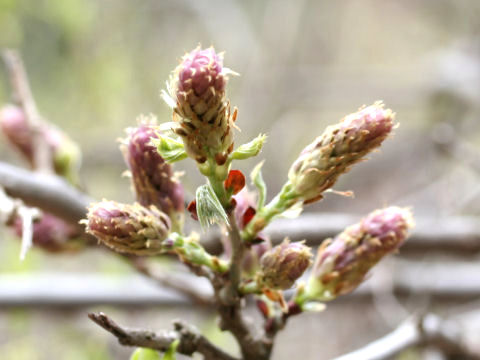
[332,314,480,360]
[88,312,239,360]
[1,49,52,173]
[126,255,214,305]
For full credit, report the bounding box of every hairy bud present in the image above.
[306,206,413,300]
[14,213,80,252]
[258,239,312,290]
[0,104,81,184]
[163,47,237,163]
[288,102,394,203]
[84,201,171,256]
[121,123,184,219]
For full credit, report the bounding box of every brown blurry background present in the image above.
[0,0,480,359]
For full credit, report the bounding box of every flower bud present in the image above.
[258,239,312,290]
[13,213,80,252]
[306,206,413,300]
[0,104,81,184]
[0,104,34,161]
[288,102,394,203]
[121,123,184,220]
[163,47,237,163]
[84,201,171,256]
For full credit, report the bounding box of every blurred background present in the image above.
[0,0,480,359]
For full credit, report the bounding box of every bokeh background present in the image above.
[1,0,480,359]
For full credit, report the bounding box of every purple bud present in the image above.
[165,47,237,162]
[122,124,184,218]
[288,102,394,204]
[258,239,312,290]
[0,104,81,183]
[0,105,34,163]
[83,201,171,256]
[307,207,413,300]
[13,213,80,252]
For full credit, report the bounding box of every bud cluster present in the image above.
[121,122,184,220]
[0,104,81,183]
[163,47,237,163]
[288,102,394,204]
[84,201,171,256]
[305,206,413,301]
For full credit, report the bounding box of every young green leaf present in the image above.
[152,135,187,163]
[130,348,161,360]
[161,340,180,360]
[196,183,229,229]
[250,160,267,209]
[231,134,267,160]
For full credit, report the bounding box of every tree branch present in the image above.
[125,255,214,306]
[2,49,53,173]
[88,312,239,360]
[332,314,480,360]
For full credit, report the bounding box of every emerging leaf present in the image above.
[152,135,187,164]
[130,348,161,360]
[196,184,229,229]
[231,134,267,160]
[161,340,180,360]
[250,161,267,209]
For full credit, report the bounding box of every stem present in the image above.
[242,183,297,242]
[169,232,228,273]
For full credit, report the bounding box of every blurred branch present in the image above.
[2,161,480,255]
[126,255,214,306]
[1,49,53,173]
[88,312,239,360]
[333,314,480,360]
[0,162,92,225]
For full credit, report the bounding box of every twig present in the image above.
[88,312,239,360]
[332,314,480,360]
[126,255,214,305]
[1,49,53,173]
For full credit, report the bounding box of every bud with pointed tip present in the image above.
[121,122,184,228]
[83,201,171,256]
[305,206,413,301]
[162,47,237,163]
[288,102,394,204]
[258,239,312,290]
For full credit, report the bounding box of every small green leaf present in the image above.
[130,348,161,360]
[196,183,229,229]
[250,160,267,209]
[152,135,187,163]
[231,134,267,160]
[161,339,180,360]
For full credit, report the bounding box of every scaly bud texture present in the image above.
[166,47,236,163]
[288,102,394,203]
[84,201,171,256]
[258,239,312,290]
[0,104,81,183]
[305,206,413,301]
[122,124,184,218]
[14,213,80,252]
